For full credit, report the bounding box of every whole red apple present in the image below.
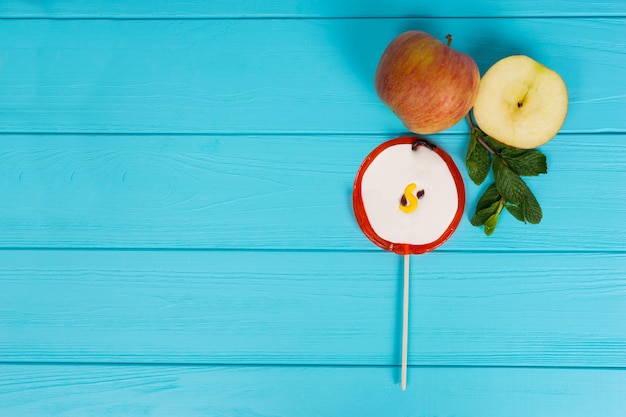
[375,31,480,134]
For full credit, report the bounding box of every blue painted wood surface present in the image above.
[0,1,625,416]
[1,19,624,134]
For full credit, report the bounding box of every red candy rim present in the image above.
[352,136,466,255]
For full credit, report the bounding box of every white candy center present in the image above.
[360,144,460,245]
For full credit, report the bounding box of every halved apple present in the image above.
[473,55,568,149]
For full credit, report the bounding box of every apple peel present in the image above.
[375,31,480,134]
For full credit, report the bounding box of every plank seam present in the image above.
[1,361,625,370]
[0,131,625,137]
[1,16,625,20]
[0,247,624,254]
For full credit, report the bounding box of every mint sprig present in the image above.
[465,113,547,235]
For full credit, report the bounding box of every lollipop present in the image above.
[352,136,465,390]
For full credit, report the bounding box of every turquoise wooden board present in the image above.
[1,250,624,366]
[0,18,624,134]
[0,134,623,251]
[1,365,625,417]
[1,1,625,415]
[1,0,624,17]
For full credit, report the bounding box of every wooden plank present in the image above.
[0,134,623,251]
[0,18,624,134]
[1,250,624,366]
[0,0,624,18]
[1,364,625,417]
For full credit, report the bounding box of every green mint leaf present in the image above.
[492,158,528,205]
[481,133,507,154]
[471,200,500,226]
[505,203,525,222]
[466,131,491,185]
[501,148,548,177]
[522,190,543,224]
[493,158,543,224]
[465,131,478,177]
[466,131,477,159]
[483,212,500,236]
[476,183,501,211]
[464,115,548,235]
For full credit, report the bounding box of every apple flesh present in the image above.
[473,55,568,149]
[375,31,480,134]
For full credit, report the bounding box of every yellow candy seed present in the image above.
[399,183,418,213]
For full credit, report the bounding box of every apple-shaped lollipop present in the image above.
[473,55,568,149]
[375,31,480,134]
[353,137,465,255]
[353,137,465,390]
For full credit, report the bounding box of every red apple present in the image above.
[375,31,480,134]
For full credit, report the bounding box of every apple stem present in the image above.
[446,34,452,47]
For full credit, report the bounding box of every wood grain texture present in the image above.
[1,364,625,417]
[1,250,624,366]
[1,2,625,414]
[0,18,624,134]
[1,0,624,18]
[0,134,623,251]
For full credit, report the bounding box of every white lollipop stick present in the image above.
[401,253,410,391]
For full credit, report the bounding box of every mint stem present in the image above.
[465,112,509,168]
[496,197,505,215]
[466,113,493,154]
